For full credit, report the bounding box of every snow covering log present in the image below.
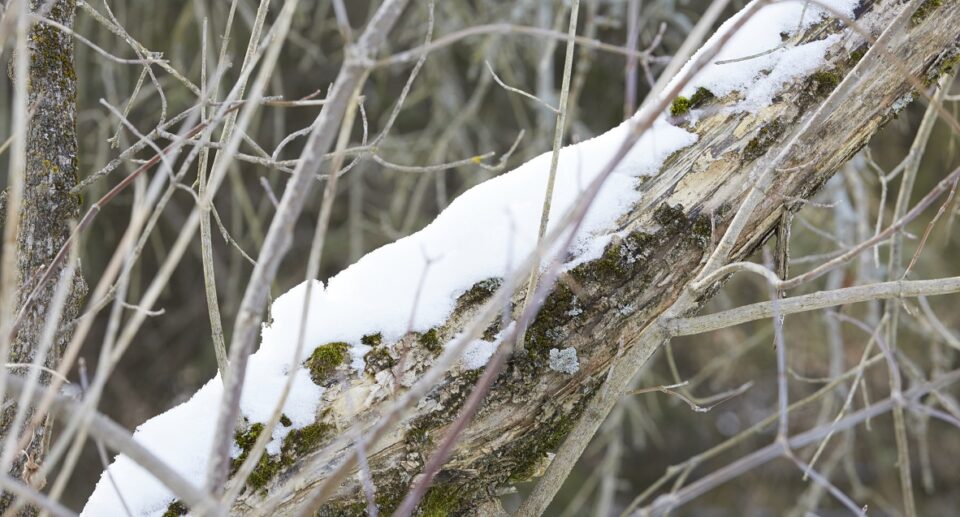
[83,0,960,515]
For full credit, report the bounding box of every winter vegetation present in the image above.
[1,0,959,515]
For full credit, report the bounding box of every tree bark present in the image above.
[1,0,84,510]
[216,0,957,514]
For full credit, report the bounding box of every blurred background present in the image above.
[0,0,955,513]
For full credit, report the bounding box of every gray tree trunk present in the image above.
[1,0,84,510]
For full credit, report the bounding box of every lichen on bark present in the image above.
[1,0,86,510]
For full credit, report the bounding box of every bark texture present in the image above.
[1,0,85,509]
[217,1,959,514]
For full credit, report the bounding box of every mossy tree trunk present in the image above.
[1,0,85,510]
[220,1,960,515]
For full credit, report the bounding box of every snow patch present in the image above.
[667,0,859,113]
[461,339,497,370]
[349,342,373,373]
[450,322,517,371]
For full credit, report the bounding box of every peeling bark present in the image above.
[219,1,960,514]
[1,0,85,510]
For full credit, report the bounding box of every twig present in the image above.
[77,359,134,517]
[764,247,790,442]
[518,0,580,352]
[693,164,960,292]
[668,277,960,336]
[197,20,230,379]
[485,60,559,113]
[844,314,916,517]
[371,151,495,173]
[637,370,960,516]
[903,168,959,277]
[804,315,885,479]
[623,0,641,117]
[30,14,161,65]
[378,23,668,68]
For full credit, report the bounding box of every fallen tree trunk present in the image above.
[219,0,960,514]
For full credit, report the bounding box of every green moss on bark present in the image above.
[456,278,502,308]
[669,96,691,116]
[523,283,576,356]
[937,49,960,75]
[405,370,482,447]
[420,485,465,517]
[364,346,397,374]
[283,421,335,457]
[418,328,442,353]
[849,44,868,64]
[689,87,715,108]
[526,204,709,359]
[912,0,944,24]
[161,501,188,516]
[502,377,603,484]
[669,87,714,117]
[305,342,350,385]
[231,418,336,492]
[743,120,786,162]
[506,412,576,482]
[360,333,383,346]
[799,69,842,108]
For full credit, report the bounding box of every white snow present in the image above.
[461,339,498,370]
[450,322,517,371]
[83,0,858,514]
[668,0,859,113]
